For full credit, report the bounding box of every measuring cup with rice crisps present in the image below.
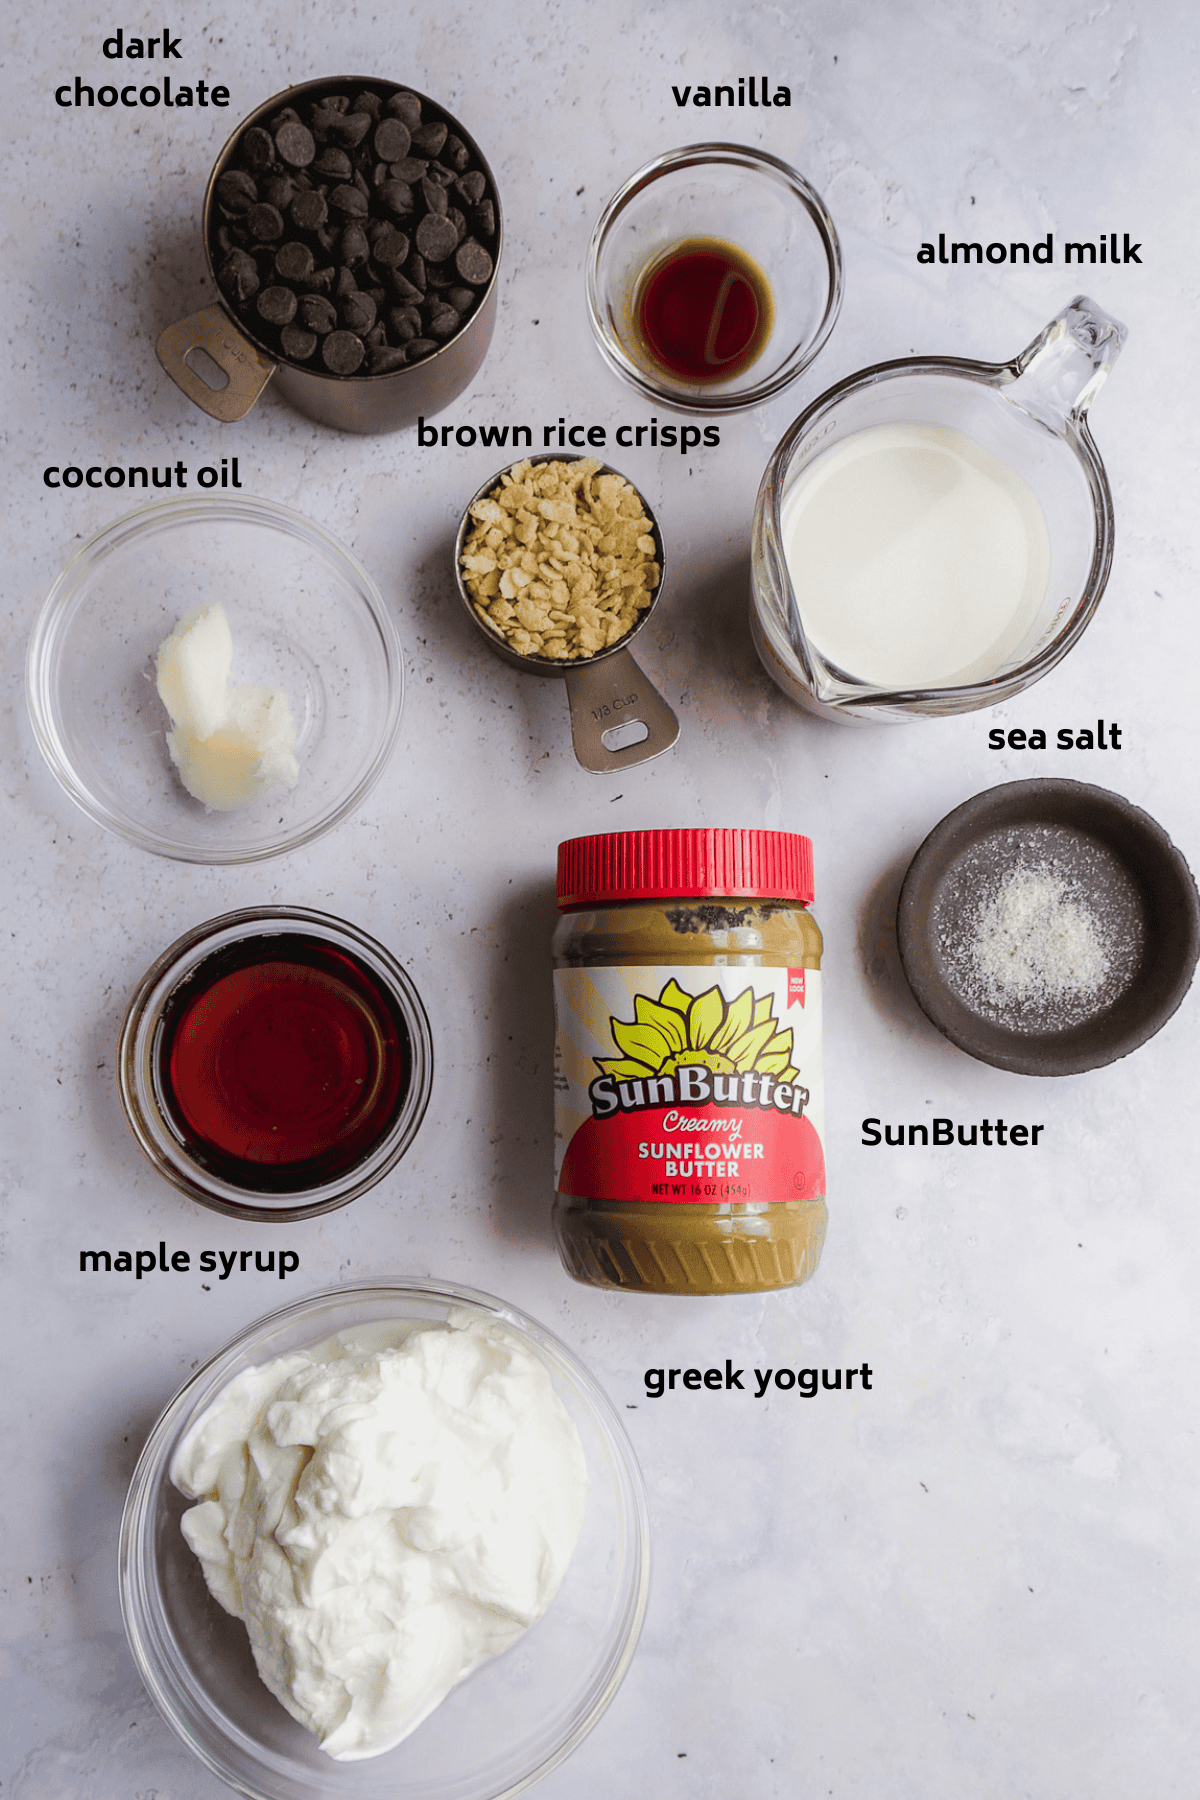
[454,456,678,772]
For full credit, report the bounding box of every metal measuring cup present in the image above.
[453,457,680,772]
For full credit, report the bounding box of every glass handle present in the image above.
[1008,293,1127,428]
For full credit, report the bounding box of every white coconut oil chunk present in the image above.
[154,603,299,810]
[170,1316,589,1760]
[780,422,1051,690]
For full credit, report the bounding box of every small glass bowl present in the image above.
[26,496,403,863]
[118,907,433,1221]
[119,1280,652,1800]
[586,142,842,412]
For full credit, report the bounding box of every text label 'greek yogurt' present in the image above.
[643,1362,873,1398]
[78,1245,299,1279]
[55,30,230,110]
[918,232,1141,266]
[44,459,243,490]
[988,721,1123,750]
[417,416,721,455]
[862,1118,1044,1146]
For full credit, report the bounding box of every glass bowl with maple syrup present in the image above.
[586,143,842,412]
[118,907,433,1220]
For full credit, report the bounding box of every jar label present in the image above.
[554,965,824,1204]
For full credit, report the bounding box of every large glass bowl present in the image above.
[119,1281,651,1800]
[26,496,403,862]
[586,143,841,412]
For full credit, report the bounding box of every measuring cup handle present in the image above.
[564,648,680,772]
[1009,294,1127,427]
[156,304,276,422]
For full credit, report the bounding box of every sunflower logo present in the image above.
[598,979,799,1085]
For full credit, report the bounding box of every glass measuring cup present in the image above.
[453,458,679,772]
[750,295,1126,722]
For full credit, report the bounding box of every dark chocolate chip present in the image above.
[405,252,427,291]
[369,344,410,373]
[366,284,385,304]
[428,304,460,339]
[372,162,391,188]
[425,265,453,290]
[415,213,458,261]
[389,304,421,339]
[280,324,318,360]
[455,170,487,205]
[323,330,365,374]
[447,286,476,314]
[275,121,316,168]
[444,134,470,172]
[330,183,369,217]
[340,222,371,267]
[341,291,377,334]
[372,226,410,267]
[257,285,298,326]
[330,111,373,148]
[474,199,496,238]
[374,117,411,161]
[304,265,336,293]
[312,146,353,179]
[263,174,297,209]
[354,90,383,118]
[407,337,437,359]
[388,91,422,127]
[410,119,448,156]
[335,265,359,297]
[218,250,259,302]
[216,225,237,254]
[215,169,257,214]
[270,107,303,129]
[387,270,423,302]
[378,180,414,216]
[420,176,449,216]
[299,294,338,333]
[364,321,387,348]
[389,157,428,183]
[425,161,455,187]
[315,224,339,253]
[455,238,493,284]
[323,94,351,114]
[353,169,371,198]
[246,203,285,242]
[275,240,315,281]
[290,189,328,231]
[447,206,467,241]
[242,126,276,171]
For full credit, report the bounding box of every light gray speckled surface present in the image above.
[3,1,1199,1795]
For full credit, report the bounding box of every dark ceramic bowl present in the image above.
[896,779,1199,1075]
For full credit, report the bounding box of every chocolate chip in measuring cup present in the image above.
[257,285,298,326]
[330,183,369,218]
[218,249,260,302]
[454,239,493,285]
[241,126,276,171]
[322,329,365,374]
[373,117,410,161]
[290,189,328,231]
[388,91,423,128]
[280,324,318,361]
[299,294,337,334]
[247,203,285,242]
[275,241,315,282]
[216,169,257,214]
[275,121,316,167]
[415,214,458,262]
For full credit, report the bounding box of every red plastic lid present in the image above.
[556,828,814,909]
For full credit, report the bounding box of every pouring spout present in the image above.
[1007,294,1127,429]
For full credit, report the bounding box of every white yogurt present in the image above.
[779,421,1050,690]
[170,1315,588,1760]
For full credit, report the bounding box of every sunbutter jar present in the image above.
[553,829,827,1295]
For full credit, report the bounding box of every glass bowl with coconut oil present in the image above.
[750,296,1125,723]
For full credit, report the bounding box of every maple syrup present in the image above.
[155,933,410,1193]
[634,236,774,383]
